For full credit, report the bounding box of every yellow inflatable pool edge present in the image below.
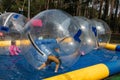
[0,40,30,47]
[44,64,109,80]
[105,43,117,50]
[99,42,117,51]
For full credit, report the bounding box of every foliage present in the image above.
[0,0,120,33]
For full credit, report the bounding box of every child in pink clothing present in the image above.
[9,40,21,56]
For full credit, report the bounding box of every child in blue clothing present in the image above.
[37,37,76,72]
[37,38,62,73]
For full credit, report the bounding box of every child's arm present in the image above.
[14,47,19,55]
[16,47,21,53]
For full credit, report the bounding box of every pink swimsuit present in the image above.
[9,45,21,56]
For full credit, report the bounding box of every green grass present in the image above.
[104,74,120,80]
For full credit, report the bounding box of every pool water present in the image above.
[0,48,120,80]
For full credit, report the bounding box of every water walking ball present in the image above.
[91,19,111,47]
[24,9,82,71]
[73,16,97,55]
[0,12,28,55]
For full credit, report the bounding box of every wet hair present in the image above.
[11,40,16,45]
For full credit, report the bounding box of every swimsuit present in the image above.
[9,45,21,56]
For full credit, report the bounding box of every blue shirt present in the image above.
[35,38,60,57]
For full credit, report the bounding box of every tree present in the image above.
[98,0,104,19]
[0,0,120,33]
[102,0,109,21]
[114,0,119,33]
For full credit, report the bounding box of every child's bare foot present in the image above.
[80,51,85,56]
[37,67,41,70]
[54,70,58,73]
[37,67,46,70]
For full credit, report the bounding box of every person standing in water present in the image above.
[9,40,21,56]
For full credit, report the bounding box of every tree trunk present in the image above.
[102,0,109,21]
[114,0,119,33]
[109,0,115,32]
[98,0,104,19]
[89,1,94,19]
[109,0,115,17]
[76,0,81,16]
[46,0,50,9]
